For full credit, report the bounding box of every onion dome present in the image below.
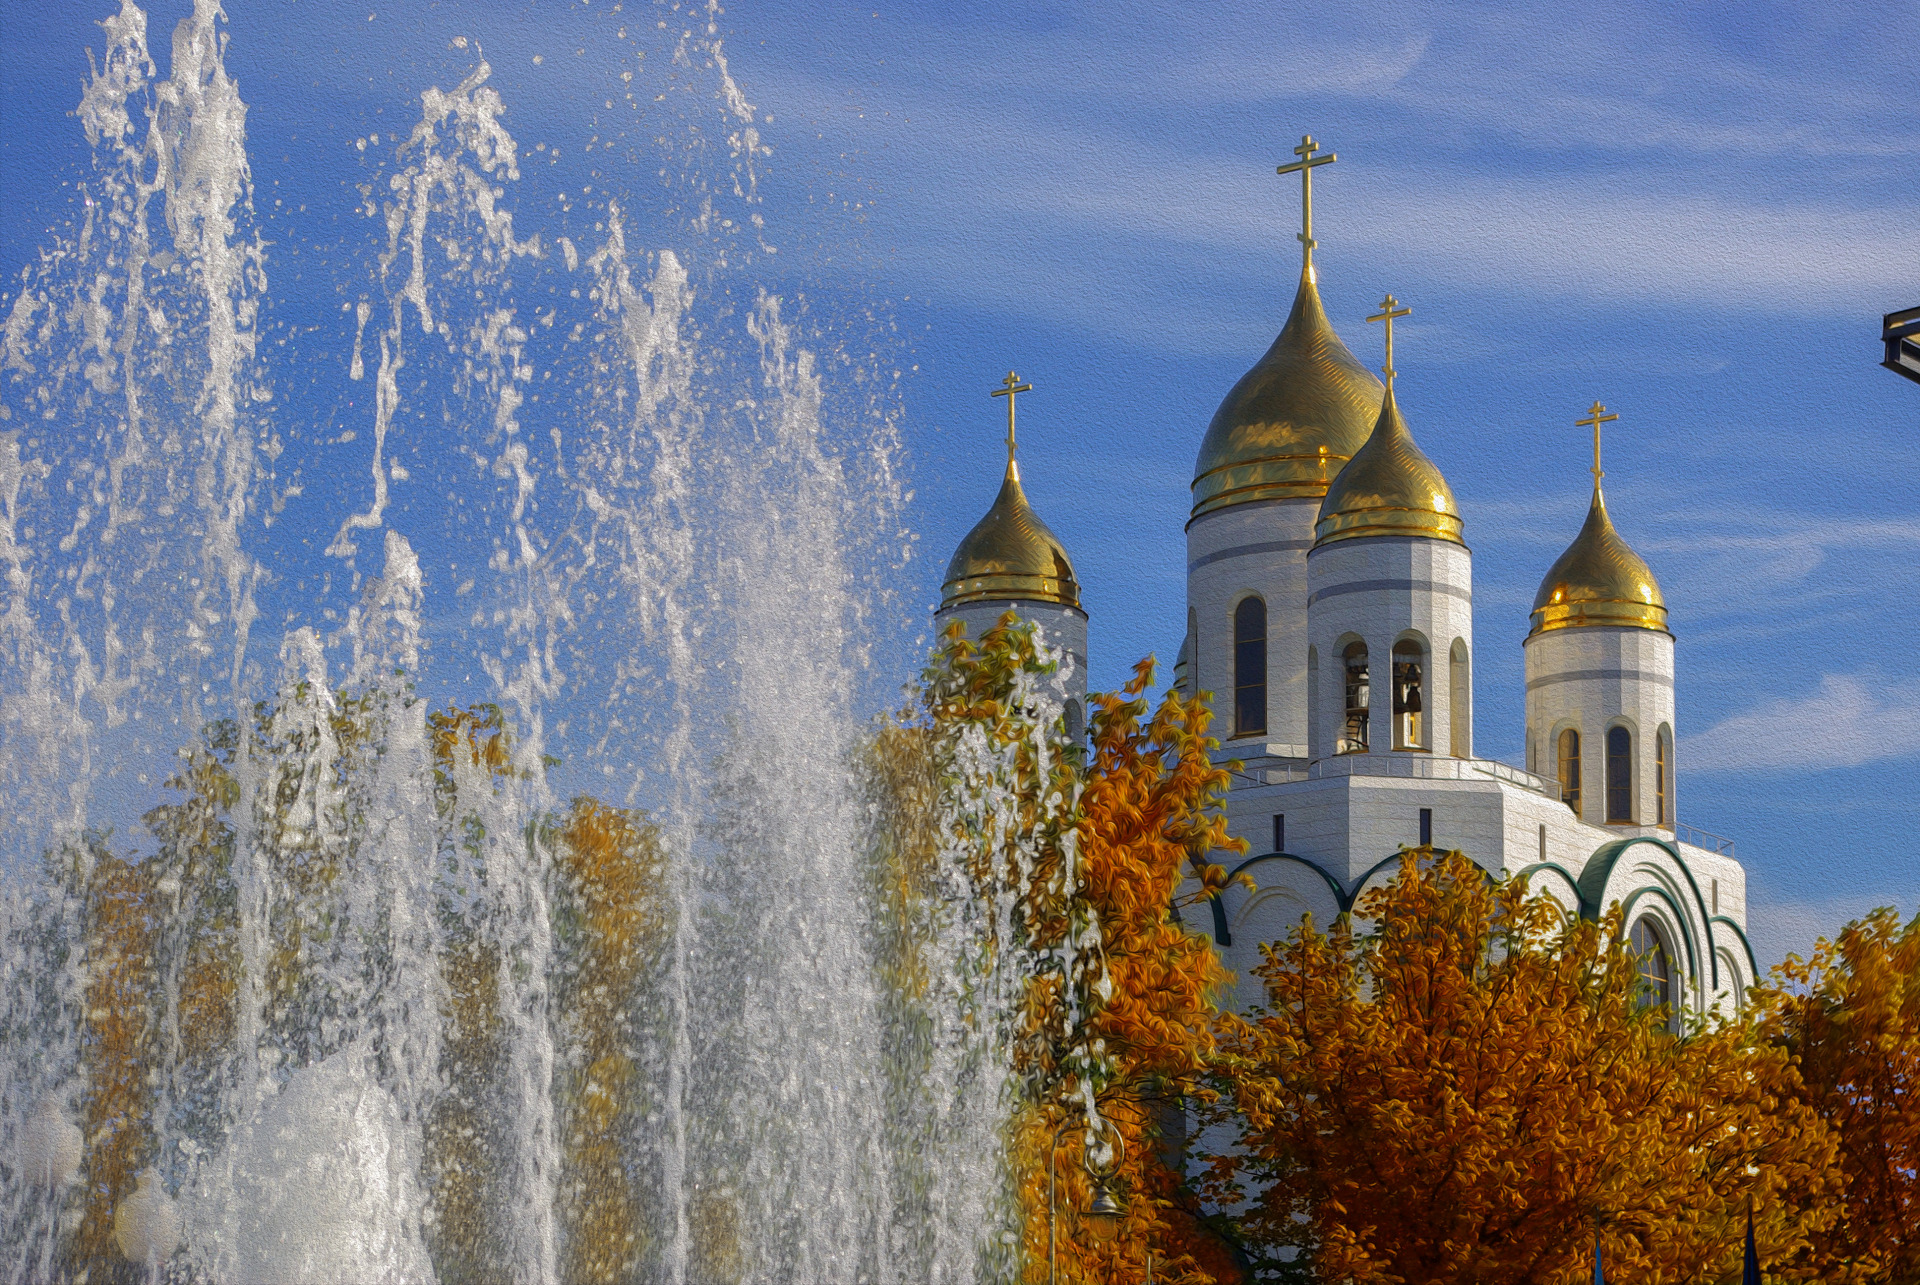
[1313,387,1464,547]
[1529,486,1668,636]
[941,457,1081,610]
[1190,266,1385,520]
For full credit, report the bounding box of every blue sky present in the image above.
[1,0,1915,966]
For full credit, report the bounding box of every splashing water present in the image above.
[0,3,1043,1282]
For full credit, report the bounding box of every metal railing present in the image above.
[1674,822,1735,858]
[1221,752,1561,795]
[1468,758,1559,797]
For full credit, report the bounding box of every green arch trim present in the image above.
[1710,915,1759,985]
[1211,851,1351,945]
[1575,836,1719,988]
[1207,847,1492,946]
[1508,862,1584,910]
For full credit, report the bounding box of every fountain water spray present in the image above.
[0,3,1049,1283]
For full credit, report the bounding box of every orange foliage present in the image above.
[1020,658,1246,1285]
[553,796,669,1285]
[423,703,521,1283]
[73,851,160,1270]
[1212,851,1842,1285]
[144,743,241,1064]
[924,623,1248,1285]
[1758,906,1920,1280]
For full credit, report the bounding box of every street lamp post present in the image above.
[1884,306,1920,385]
[1047,1115,1127,1285]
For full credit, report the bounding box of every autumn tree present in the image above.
[894,615,1246,1284]
[1033,657,1247,1285]
[1757,906,1920,1280]
[550,796,672,1285]
[1211,849,1843,1285]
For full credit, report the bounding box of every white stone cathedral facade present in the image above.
[935,149,1755,1022]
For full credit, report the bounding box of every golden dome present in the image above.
[1190,266,1384,521]
[1313,387,1464,547]
[941,460,1082,610]
[1529,487,1668,636]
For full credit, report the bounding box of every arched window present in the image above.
[1656,725,1672,828]
[1233,597,1266,738]
[1607,725,1632,823]
[1064,698,1084,743]
[1630,917,1672,1012]
[1340,641,1370,753]
[1391,639,1425,749]
[1448,638,1470,758]
[1557,728,1581,817]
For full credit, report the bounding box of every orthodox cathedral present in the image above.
[934,139,1755,1021]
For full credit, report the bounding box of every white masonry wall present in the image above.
[1203,766,1751,1020]
[1524,624,1677,830]
[1305,535,1475,760]
[1186,497,1320,759]
[935,599,1088,733]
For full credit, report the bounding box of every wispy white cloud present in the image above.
[1683,672,1920,772]
[742,0,1916,353]
[1743,889,1915,971]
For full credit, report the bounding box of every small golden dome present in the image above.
[1529,487,1668,636]
[941,460,1081,610]
[1190,267,1384,521]
[1313,387,1463,547]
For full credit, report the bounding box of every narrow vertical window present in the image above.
[1341,642,1370,753]
[1183,607,1199,695]
[1419,808,1433,847]
[1656,725,1672,827]
[1307,646,1319,757]
[1538,823,1547,863]
[1448,639,1470,758]
[1607,725,1632,823]
[1391,640,1426,749]
[1557,728,1581,817]
[1234,597,1266,738]
[1272,814,1285,854]
[1630,918,1672,1012]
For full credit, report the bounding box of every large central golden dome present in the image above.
[1313,387,1464,547]
[941,460,1081,610]
[1529,487,1668,636]
[1190,266,1384,521]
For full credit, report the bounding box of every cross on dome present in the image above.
[1578,400,1620,489]
[989,370,1032,467]
[1366,293,1411,384]
[1276,134,1337,273]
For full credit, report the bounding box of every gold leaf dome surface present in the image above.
[1190,267,1385,521]
[1529,487,1668,636]
[1313,387,1464,547]
[941,461,1081,610]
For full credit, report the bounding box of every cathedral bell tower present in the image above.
[1184,137,1383,764]
[937,371,1089,734]
[1305,295,1474,762]
[1525,403,1675,832]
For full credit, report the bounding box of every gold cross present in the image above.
[1366,293,1412,384]
[1276,134,1337,269]
[989,370,1032,464]
[1578,400,1619,486]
